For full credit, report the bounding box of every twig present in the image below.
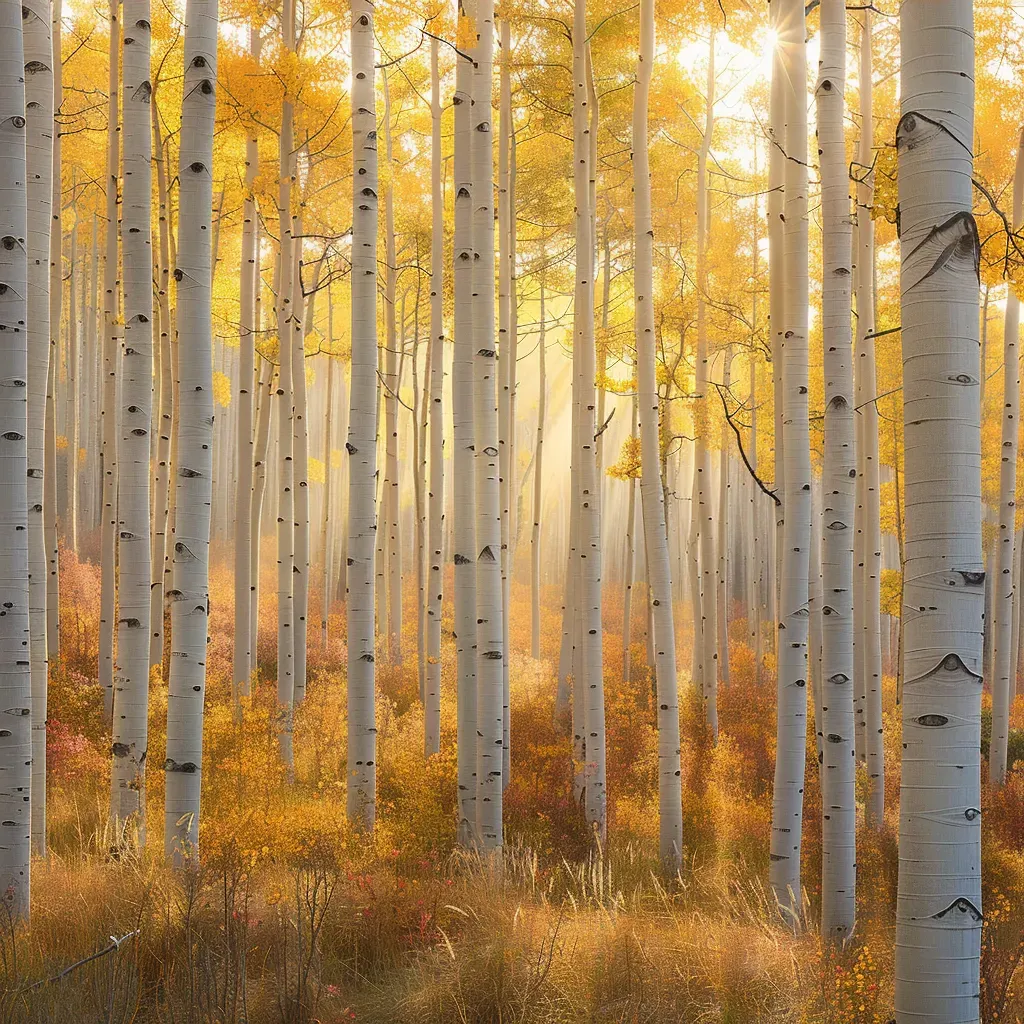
[25,930,140,991]
[714,382,780,507]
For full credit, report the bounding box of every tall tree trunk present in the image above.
[346,0,379,830]
[150,85,173,669]
[989,130,1024,785]
[453,0,478,844]
[276,0,296,764]
[856,9,884,820]
[165,0,217,864]
[66,218,79,554]
[110,0,154,843]
[100,0,120,724]
[320,344,334,650]
[233,26,260,707]
[633,0,682,871]
[622,352,638,684]
[816,0,856,940]
[46,0,62,661]
[530,264,546,661]
[250,349,273,672]
[25,0,54,858]
[895,3,983,1017]
[472,0,504,853]
[695,36,718,739]
[769,0,811,925]
[0,4,33,917]
[717,349,731,684]
[424,33,444,757]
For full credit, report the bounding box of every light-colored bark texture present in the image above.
[111,0,154,843]
[0,5,33,917]
[816,0,856,942]
[453,0,477,846]
[25,0,53,859]
[769,0,811,926]
[346,0,379,830]
[989,127,1024,786]
[895,2,983,1018]
[530,266,546,661]
[473,0,504,853]
[424,33,444,757]
[633,0,682,872]
[164,0,217,865]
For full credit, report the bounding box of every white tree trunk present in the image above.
[66,218,79,554]
[472,0,504,853]
[453,2,477,845]
[276,0,296,764]
[110,0,154,842]
[855,9,884,820]
[989,129,1024,786]
[100,0,120,724]
[633,0,682,871]
[164,0,217,864]
[769,0,811,924]
[150,88,173,669]
[25,0,53,858]
[816,0,856,940]
[424,34,444,757]
[0,6,33,917]
[622,352,637,684]
[346,0,379,829]
[895,2,983,1017]
[530,265,546,661]
[233,25,259,705]
[717,349,731,685]
[320,346,334,650]
[695,38,718,739]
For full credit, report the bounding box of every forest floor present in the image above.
[5,546,1024,1023]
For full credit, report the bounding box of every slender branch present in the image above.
[714,382,780,507]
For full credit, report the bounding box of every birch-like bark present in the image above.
[320,344,334,650]
[150,86,173,669]
[989,130,1024,786]
[233,25,259,706]
[717,349,731,685]
[0,7,33,916]
[634,0,682,870]
[165,0,217,864]
[695,37,718,738]
[473,0,504,852]
[622,351,637,683]
[346,0,379,829]
[276,0,296,763]
[381,76,401,665]
[856,9,884,819]
[424,34,444,756]
[25,0,53,858]
[816,0,856,940]
[66,219,78,554]
[453,0,478,844]
[111,0,154,842]
[895,3,983,1017]
[46,0,62,660]
[769,0,811,924]
[250,348,273,670]
[530,264,546,660]
[100,0,120,723]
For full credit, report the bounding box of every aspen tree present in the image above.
[424,32,444,757]
[453,0,478,845]
[988,132,1024,786]
[0,2,32,917]
[769,0,812,924]
[855,9,884,820]
[346,0,379,830]
[622,350,638,684]
[633,0,682,871]
[472,0,504,852]
[66,219,78,554]
[233,25,260,706]
[110,0,154,841]
[816,0,856,940]
[276,0,296,764]
[530,264,546,662]
[100,0,119,723]
[320,344,334,651]
[24,0,53,857]
[150,84,173,668]
[164,0,217,865]
[718,349,731,684]
[895,3,983,1017]
[46,0,62,660]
